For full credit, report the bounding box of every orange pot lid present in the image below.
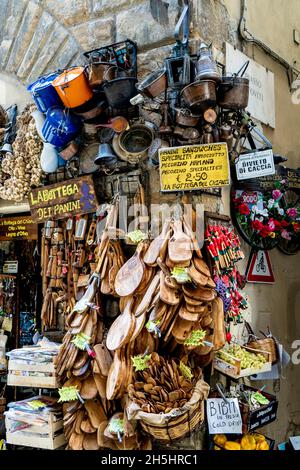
[53,67,85,86]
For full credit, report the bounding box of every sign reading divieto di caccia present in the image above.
[29,175,98,223]
[159,143,230,192]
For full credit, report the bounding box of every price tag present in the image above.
[206,398,242,434]
[28,400,46,410]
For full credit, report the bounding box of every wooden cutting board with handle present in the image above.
[188,262,209,286]
[85,398,107,428]
[83,432,99,450]
[183,284,216,301]
[159,271,181,305]
[185,300,207,313]
[115,242,146,297]
[106,350,122,400]
[168,219,192,266]
[134,272,160,317]
[106,299,136,351]
[212,296,226,351]
[94,342,113,376]
[157,257,179,289]
[80,375,98,400]
[143,219,170,266]
[69,432,84,450]
[178,304,201,322]
[93,372,107,399]
[171,317,194,343]
[193,257,211,277]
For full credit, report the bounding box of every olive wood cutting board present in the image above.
[168,219,192,266]
[143,219,170,266]
[115,243,146,297]
[106,306,136,351]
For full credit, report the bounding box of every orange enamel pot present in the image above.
[52,67,93,108]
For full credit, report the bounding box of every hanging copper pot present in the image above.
[175,108,200,126]
[181,79,216,111]
[217,76,249,109]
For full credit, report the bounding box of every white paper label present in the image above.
[235,149,275,180]
[206,398,242,434]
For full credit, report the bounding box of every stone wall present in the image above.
[0,0,236,84]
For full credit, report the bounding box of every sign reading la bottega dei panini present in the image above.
[29,175,97,223]
[159,143,230,192]
[0,216,37,241]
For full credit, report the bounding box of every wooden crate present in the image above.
[7,360,58,388]
[5,413,66,450]
[213,345,272,379]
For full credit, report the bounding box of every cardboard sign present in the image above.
[159,143,230,192]
[0,216,37,241]
[29,175,97,223]
[2,316,12,333]
[235,149,275,180]
[3,261,18,274]
[247,250,275,283]
[206,398,242,434]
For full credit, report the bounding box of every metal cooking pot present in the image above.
[88,62,117,88]
[137,69,167,98]
[175,108,200,126]
[181,79,216,111]
[102,77,138,108]
[27,72,62,113]
[217,76,249,110]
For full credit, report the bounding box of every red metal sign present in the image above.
[246,250,275,283]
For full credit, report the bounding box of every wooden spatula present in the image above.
[143,219,170,266]
[115,242,146,297]
[168,219,192,266]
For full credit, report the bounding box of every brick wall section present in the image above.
[0,0,238,84]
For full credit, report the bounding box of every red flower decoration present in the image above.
[238,203,250,215]
[273,220,282,230]
[281,220,289,228]
[260,225,271,238]
[293,222,300,233]
[251,219,263,231]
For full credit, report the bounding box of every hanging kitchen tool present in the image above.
[194,42,221,82]
[175,108,200,126]
[88,63,118,88]
[52,67,93,108]
[42,107,82,148]
[27,71,62,113]
[217,61,250,110]
[95,116,129,133]
[102,77,138,108]
[181,79,217,112]
[94,143,117,166]
[136,68,168,98]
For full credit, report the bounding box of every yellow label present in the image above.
[28,400,45,410]
[2,316,12,332]
[159,142,230,192]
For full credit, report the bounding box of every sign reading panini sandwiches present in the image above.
[159,143,230,192]
[29,175,97,223]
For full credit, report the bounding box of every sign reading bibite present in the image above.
[29,175,97,223]
[159,143,230,192]
[206,398,242,434]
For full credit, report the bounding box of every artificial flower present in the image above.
[281,220,289,228]
[238,203,250,215]
[269,232,276,238]
[268,219,275,231]
[267,199,275,209]
[272,189,282,200]
[286,207,298,218]
[277,207,284,216]
[251,219,263,231]
[274,220,282,230]
[260,226,271,238]
[252,205,269,218]
[281,229,292,240]
[292,222,300,233]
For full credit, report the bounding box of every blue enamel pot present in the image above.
[27,72,62,113]
[42,106,82,148]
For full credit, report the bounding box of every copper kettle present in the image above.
[194,42,220,83]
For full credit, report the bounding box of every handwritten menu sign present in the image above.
[159,143,230,192]
[29,175,97,223]
[206,398,242,434]
[0,216,37,241]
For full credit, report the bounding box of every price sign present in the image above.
[159,143,230,192]
[235,149,275,180]
[206,398,242,434]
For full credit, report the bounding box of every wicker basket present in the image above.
[126,378,209,444]
[245,322,278,364]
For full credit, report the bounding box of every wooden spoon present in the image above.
[115,243,146,297]
[168,219,192,266]
[143,219,170,266]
